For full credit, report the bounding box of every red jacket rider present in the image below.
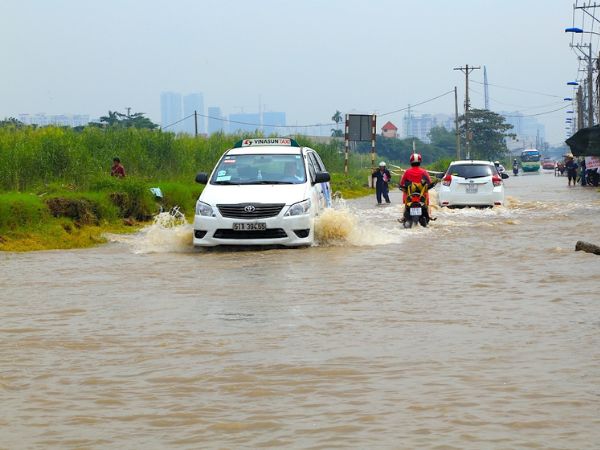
[399,153,432,204]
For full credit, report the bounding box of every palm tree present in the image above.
[331,110,343,126]
[99,111,120,126]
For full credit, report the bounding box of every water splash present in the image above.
[315,201,405,247]
[108,208,193,254]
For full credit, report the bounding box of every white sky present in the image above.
[1,0,590,144]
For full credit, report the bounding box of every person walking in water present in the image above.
[565,155,578,187]
[372,161,391,205]
[111,157,126,178]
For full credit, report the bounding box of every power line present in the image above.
[468,86,565,110]
[161,113,195,130]
[502,104,569,118]
[470,80,562,98]
[378,89,455,116]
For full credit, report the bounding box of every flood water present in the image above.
[1,171,599,449]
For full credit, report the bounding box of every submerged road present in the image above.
[1,172,599,449]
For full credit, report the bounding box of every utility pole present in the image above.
[596,53,600,125]
[572,43,594,126]
[454,64,480,159]
[194,110,198,137]
[125,106,131,118]
[577,85,585,130]
[588,43,594,126]
[454,86,462,160]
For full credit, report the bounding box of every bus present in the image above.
[520,149,541,172]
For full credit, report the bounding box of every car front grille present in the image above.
[213,228,288,239]
[217,203,285,219]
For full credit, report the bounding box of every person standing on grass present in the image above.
[111,157,126,178]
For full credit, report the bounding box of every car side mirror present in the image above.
[313,171,331,184]
[501,172,509,179]
[195,172,208,184]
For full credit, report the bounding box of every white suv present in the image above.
[438,160,508,208]
[193,138,332,247]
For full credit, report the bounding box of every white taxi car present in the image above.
[438,160,508,208]
[193,138,332,247]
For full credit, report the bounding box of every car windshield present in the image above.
[210,153,306,185]
[521,151,541,162]
[449,164,494,179]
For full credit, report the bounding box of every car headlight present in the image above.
[285,199,311,216]
[195,201,214,217]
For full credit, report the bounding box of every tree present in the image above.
[95,110,158,129]
[331,110,343,126]
[459,109,515,160]
[331,128,343,137]
[428,126,456,157]
[0,117,26,128]
[99,110,121,127]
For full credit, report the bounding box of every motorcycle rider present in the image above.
[494,160,506,174]
[512,159,519,176]
[399,153,435,222]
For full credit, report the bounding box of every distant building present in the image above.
[229,113,261,134]
[183,93,204,134]
[160,92,183,132]
[207,107,224,134]
[262,112,286,136]
[501,111,546,148]
[381,121,398,138]
[18,113,90,127]
[403,113,453,143]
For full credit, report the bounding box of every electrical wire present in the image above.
[502,104,570,118]
[378,90,455,116]
[470,80,562,98]
[468,86,565,111]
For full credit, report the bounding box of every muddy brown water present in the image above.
[1,172,599,449]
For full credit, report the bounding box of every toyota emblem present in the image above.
[244,205,256,213]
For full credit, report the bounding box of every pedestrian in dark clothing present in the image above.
[372,161,391,205]
[565,156,577,186]
[111,157,126,178]
[580,158,587,186]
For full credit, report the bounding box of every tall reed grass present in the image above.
[0,127,353,191]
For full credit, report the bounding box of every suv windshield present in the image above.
[210,154,306,185]
[448,164,494,179]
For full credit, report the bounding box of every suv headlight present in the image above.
[195,201,214,217]
[285,199,311,216]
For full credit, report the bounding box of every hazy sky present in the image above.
[1,0,588,144]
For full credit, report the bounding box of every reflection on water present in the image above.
[1,173,600,449]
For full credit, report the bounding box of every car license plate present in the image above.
[409,207,422,216]
[466,184,478,193]
[233,222,266,231]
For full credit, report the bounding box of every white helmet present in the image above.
[379,161,386,167]
[409,153,422,164]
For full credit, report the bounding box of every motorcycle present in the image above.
[400,181,434,228]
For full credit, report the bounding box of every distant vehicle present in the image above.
[520,149,541,172]
[438,160,508,208]
[193,138,331,247]
[541,158,555,170]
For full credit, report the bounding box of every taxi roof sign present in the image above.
[233,138,300,148]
